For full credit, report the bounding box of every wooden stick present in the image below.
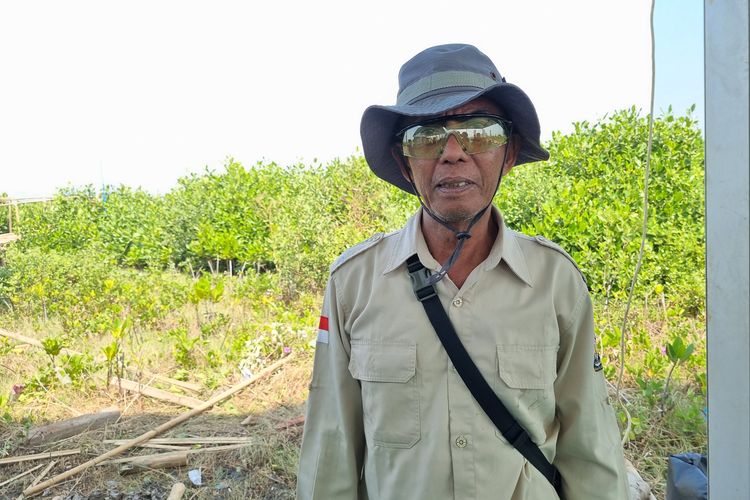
[104,437,253,446]
[147,374,202,393]
[100,443,253,466]
[16,461,57,499]
[23,354,294,497]
[183,443,253,454]
[276,415,305,430]
[112,379,204,409]
[0,463,44,488]
[0,233,20,246]
[129,443,191,451]
[240,414,257,426]
[26,408,120,446]
[166,482,186,500]
[28,460,56,486]
[118,451,189,475]
[0,449,80,465]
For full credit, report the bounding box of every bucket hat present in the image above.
[360,43,549,194]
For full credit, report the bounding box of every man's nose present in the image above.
[439,132,469,163]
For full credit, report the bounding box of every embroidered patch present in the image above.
[316,316,329,344]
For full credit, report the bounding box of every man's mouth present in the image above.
[436,179,473,191]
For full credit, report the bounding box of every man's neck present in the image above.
[420,208,499,289]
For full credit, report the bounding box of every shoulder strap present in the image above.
[406,255,563,496]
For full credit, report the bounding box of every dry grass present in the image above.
[0,337,312,499]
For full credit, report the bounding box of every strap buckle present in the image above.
[406,256,437,302]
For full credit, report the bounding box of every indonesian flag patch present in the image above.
[316,316,329,344]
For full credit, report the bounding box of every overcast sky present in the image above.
[0,0,703,199]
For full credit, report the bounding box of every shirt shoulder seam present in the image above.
[519,234,588,287]
[329,232,386,275]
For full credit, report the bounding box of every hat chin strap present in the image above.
[404,146,509,285]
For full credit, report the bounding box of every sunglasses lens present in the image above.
[401,115,509,159]
[402,125,446,158]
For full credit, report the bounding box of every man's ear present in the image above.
[502,135,522,176]
[391,146,413,183]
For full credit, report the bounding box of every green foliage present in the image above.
[6,109,703,308]
[59,353,98,386]
[1,109,705,388]
[240,322,313,374]
[101,341,119,366]
[189,275,225,304]
[168,326,201,369]
[0,246,188,334]
[266,156,416,294]
[15,186,102,252]
[666,336,695,364]
[164,159,284,272]
[499,107,704,312]
[97,186,173,268]
[41,336,65,363]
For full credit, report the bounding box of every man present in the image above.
[297,44,629,499]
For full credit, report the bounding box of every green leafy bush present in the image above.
[2,107,704,328]
[0,246,188,334]
[499,107,704,311]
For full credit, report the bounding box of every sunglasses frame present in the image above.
[395,113,514,159]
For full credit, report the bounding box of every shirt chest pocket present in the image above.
[348,341,420,448]
[494,344,559,443]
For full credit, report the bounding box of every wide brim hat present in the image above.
[361,44,549,194]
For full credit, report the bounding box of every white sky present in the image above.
[1,1,660,198]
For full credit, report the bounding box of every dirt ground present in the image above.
[0,357,310,500]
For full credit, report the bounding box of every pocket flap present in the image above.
[349,342,416,383]
[497,344,558,389]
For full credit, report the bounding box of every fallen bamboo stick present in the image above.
[118,451,189,475]
[147,374,202,393]
[23,353,294,498]
[100,443,254,466]
[127,443,190,451]
[17,461,57,499]
[27,460,56,486]
[0,449,80,466]
[112,379,204,409]
[26,407,120,446]
[166,482,186,500]
[0,463,44,489]
[104,437,253,446]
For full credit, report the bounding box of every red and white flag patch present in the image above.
[316,316,329,344]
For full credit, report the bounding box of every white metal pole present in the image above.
[705,1,750,498]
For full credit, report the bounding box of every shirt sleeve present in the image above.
[553,282,630,499]
[296,274,366,500]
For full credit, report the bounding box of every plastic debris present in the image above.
[188,468,202,486]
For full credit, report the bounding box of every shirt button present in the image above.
[452,297,463,308]
[455,435,467,448]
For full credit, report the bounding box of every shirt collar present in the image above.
[383,207,534,287]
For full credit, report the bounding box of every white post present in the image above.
[705,1,750,498]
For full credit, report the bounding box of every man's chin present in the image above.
[430,208,478,225]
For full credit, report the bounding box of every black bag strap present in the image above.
[406,255,563,496]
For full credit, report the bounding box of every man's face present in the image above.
[396,97,519,225]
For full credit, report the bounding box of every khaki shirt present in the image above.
[297,209,629,500]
